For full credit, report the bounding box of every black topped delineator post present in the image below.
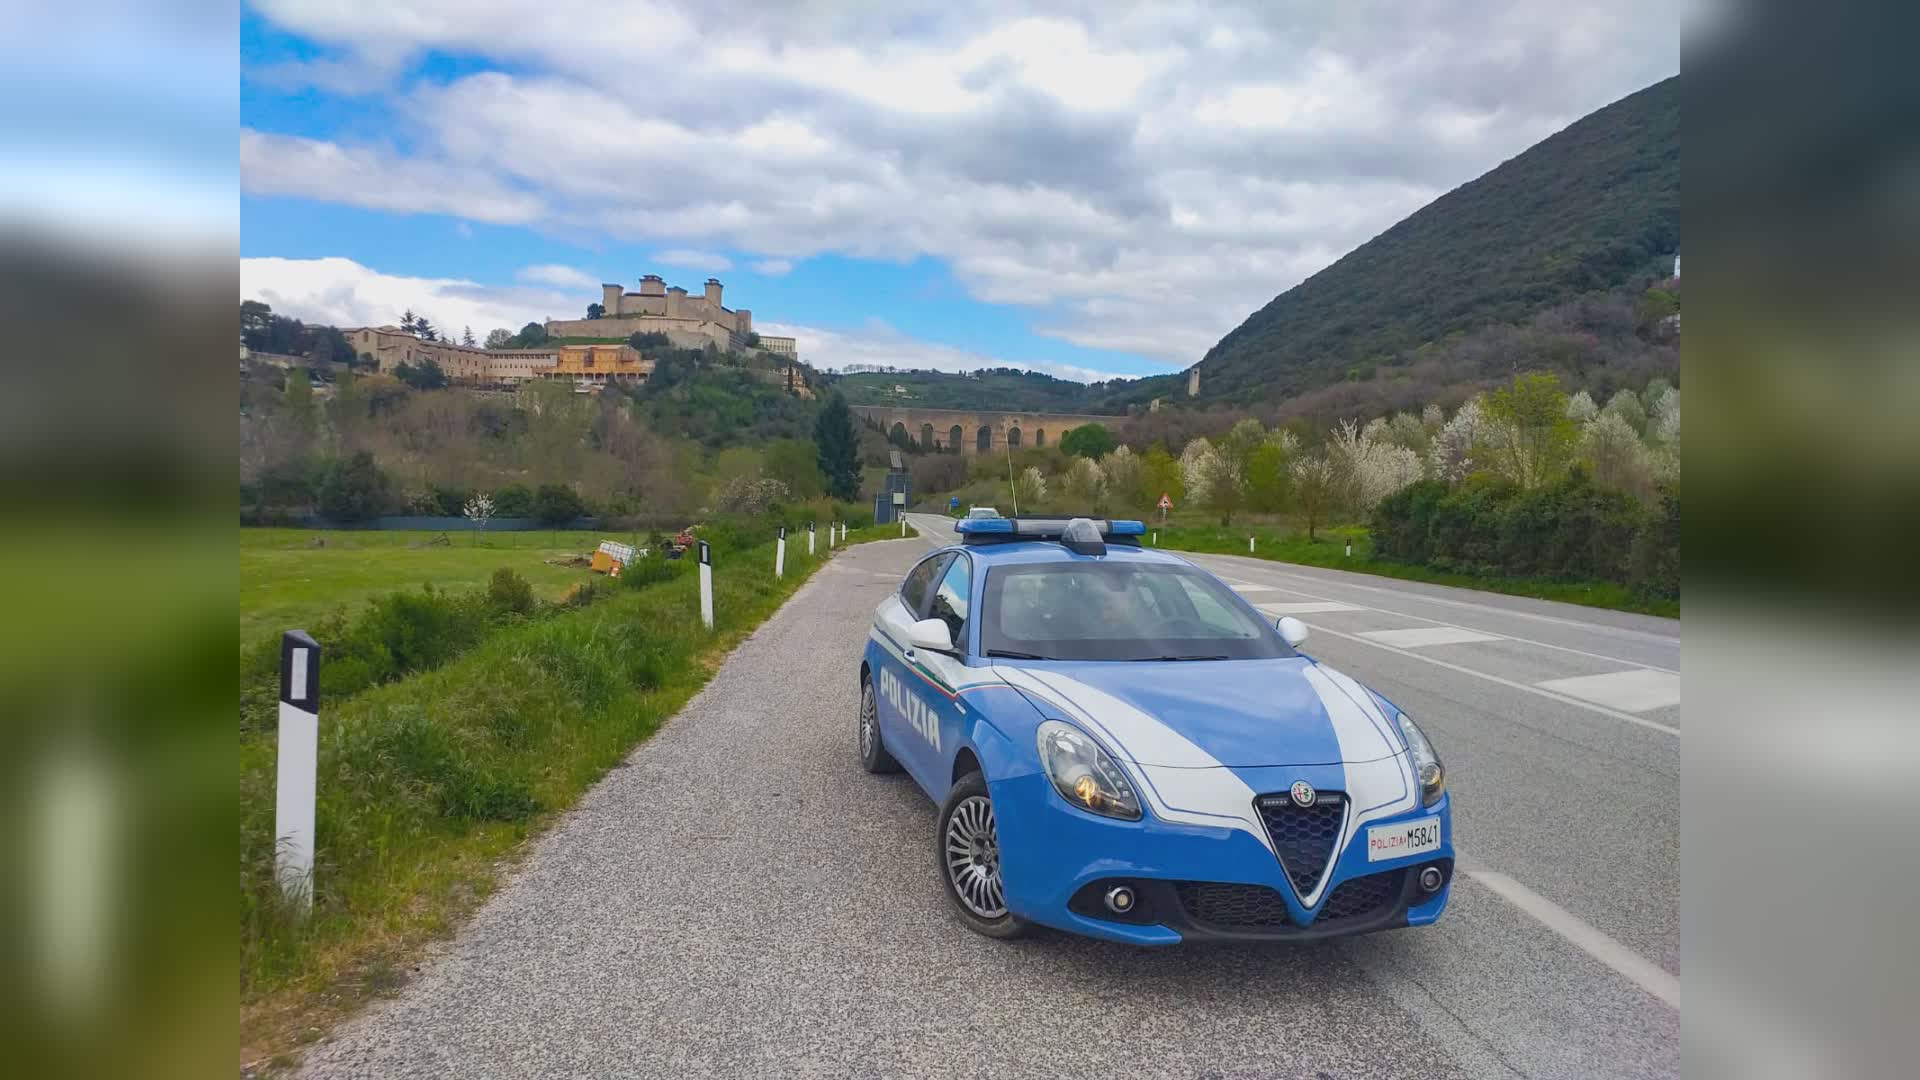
[775,526,787,579]
[276,630,322,913]
[698,540,714,629]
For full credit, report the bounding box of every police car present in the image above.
[859,516,1453,943]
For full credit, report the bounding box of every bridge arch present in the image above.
[890,422,908,446]
[949,425,963,452]
[976,425,992,452]
[1035,428,1046,448]
[1007,425,1022,449]
[921,423,935,450]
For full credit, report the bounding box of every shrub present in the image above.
[488,567,536,614]
[533,483,587,526]
[492,484,534,518]
[318,451,392,522]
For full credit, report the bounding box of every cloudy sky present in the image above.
[240,1,1677,380]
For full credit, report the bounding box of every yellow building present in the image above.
[537,344,654,388]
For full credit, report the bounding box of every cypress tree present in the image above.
[814,393,861,500]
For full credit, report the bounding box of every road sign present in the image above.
[1157,493,1172,510]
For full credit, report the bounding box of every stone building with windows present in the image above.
[543,274,757,352]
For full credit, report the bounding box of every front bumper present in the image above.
[990,771,1454,945]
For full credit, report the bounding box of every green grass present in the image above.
[240,528,606,648]
[1145,519,1678,618]
[240,524,894,1069]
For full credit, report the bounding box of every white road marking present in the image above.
[1536,669,1682,713]
[1357,626,1504,648]
[1200,554,1680,646]
[1228,582,1282,595]
[1206,565,1679,674]
[1303,621,1681,737]
[1463,866,1680,1011]
[1255,601,1364,614]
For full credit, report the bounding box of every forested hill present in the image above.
[1189,75,1679,403]
[830,367,1128,414]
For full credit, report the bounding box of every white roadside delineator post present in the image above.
[900,516,907,536]
[841,523,849,543]
[775,526,787,579]
[275,630,321,914]
[808,521,816,555]
[1345,539,1353,558]
[697,540,714,629]
[827,522,835,549]
[1248,535,1255,553]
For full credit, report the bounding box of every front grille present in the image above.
[1316,869,1404,924]
[1256,791,1347,898]
[1174,882,1292,928]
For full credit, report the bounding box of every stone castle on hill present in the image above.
[543,274,797,359]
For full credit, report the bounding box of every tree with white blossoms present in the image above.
[1014,465,1047,508]
[1101,445,1143,509]
[1386,412,1429,452]
[1566,390,1598,423]
[1603,388,1648,435]
[463,492,495,544]
[1428,397,1486,481]
[1421,403,1445,433]
[1327,418,1423,511]
[1064,456,1107,508]
[1179,437,1218,504]
[1289,454,1336,541]
[1648,388,1680,446]
[1579,411,1649,495]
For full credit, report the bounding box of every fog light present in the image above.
[1104,885,1135,913]
[1418,866,1445,893]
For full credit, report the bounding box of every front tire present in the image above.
[937,771,1031,939]
[858,676,901,774]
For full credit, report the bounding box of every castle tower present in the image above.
[665,285,686,318]
[601,283,621,316]
[704,278,723,307]
[639,274,666,297]
[1187,367,1200,397]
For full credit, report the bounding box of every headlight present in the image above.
[1036,720,1142,820]
[1395,712,1446,806]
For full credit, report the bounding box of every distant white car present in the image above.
[967,507,1000,520]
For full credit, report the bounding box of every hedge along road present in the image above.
[298,525,1677,1079]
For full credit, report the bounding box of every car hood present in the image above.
[992,657,1405,768]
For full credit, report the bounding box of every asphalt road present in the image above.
[300,519,1679,1079]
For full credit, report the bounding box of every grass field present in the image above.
[240,524,893,1072]
[240,528,610,647]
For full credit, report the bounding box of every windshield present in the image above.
[980,561,1293,662]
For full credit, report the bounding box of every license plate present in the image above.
[1366,817,1443,862]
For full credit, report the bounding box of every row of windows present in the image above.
[889,423,1047,451]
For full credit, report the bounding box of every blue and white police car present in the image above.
[858,516,1453,943]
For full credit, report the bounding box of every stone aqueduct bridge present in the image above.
[857,406,1125,456]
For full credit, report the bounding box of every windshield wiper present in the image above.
[986,649,1052,660]
[1138,654,1231,661]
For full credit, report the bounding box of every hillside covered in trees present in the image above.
[830,367,1128,414]
[1172,75,1679,405]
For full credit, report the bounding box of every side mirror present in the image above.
[1276,616,1310,647]
[908,617,956,654]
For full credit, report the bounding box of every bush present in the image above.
[1372,469,1673,592]
[318,451,392,522]
[492,484,534,518]
[488,568,536,614]
[533,483,587,526]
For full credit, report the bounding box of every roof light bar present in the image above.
[953,516,1148,539]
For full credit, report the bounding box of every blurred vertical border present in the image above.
[1689,1,1920,1078]
[0,2,235,1078]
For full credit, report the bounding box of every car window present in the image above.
[930,555,972,648]
[981,561,1291,662]
[900,553,952,617]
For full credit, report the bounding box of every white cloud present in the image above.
[243,1,1679,362]
[752,258,794,276]
[517,263,601,289]
[652,249,733,272]
[241,256,570,334]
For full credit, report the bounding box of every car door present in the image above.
[916,553,983,798]
[876,552,952,787]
